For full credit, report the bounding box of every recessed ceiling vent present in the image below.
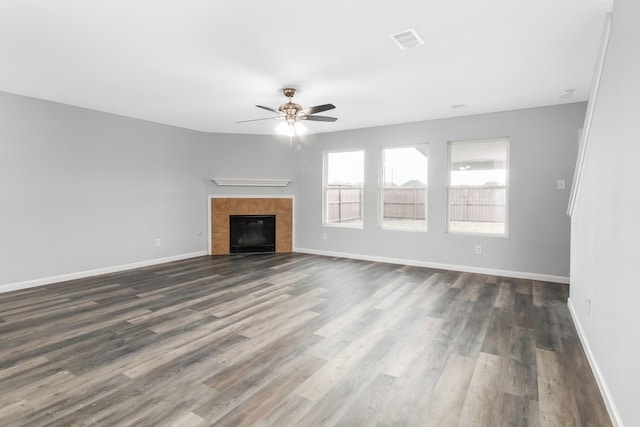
[391,28,424,50]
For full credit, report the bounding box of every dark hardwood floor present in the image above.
[0,253,611,426]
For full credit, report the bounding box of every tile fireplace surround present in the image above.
[210,197,293,255]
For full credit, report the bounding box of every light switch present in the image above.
[557,179,566,190]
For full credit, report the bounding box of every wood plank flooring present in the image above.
[0,253,612,426]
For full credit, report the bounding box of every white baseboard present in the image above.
[294,247,569,284]
[0,251,208,294]
[567,298,623,427]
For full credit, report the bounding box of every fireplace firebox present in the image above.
[229,215,276,253]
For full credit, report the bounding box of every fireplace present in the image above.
[229,215,276,253]
[210,197,292,255]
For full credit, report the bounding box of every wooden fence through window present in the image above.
[382,187,426,219]
[327,186,505,223]
[327,186,362,223]
[448,186,505,222]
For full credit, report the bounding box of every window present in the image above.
[380,145,428,231]
[324,150,364,227]
[447,138,509,236]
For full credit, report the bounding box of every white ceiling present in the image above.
[0,0,612,135]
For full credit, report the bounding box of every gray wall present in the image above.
[0,91,296,287]
[0,91,585,287]
[570,0,640,424]
[295,103,586,279]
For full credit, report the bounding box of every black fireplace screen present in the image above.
[229,215,276,253]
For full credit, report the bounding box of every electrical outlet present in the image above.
[557,179,566,190]
[475,245,482,255]
[322,233,327,241]
[155,238,161,247]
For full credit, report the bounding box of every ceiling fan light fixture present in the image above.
[276,120,306,137]
[238,87,336,135]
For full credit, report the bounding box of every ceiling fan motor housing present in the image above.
[279,102,303,119]
[280,88,302,119]
[237,86,336,125]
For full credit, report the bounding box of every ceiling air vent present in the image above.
[390,28,424,50]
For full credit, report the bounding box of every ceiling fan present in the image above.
[237,88,337,137]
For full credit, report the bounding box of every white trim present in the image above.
[294,247,568,284]
[0,251,208,294]
[379,144,429,232]
[209,195,295,199]
[207,196,212,255]
[323,222,364,230]
[446,137,510,238]
[323,149,365,227]
[208,195,296,255]
[212,178,291,187]
[567,298,622,426]
[567,13,612,216]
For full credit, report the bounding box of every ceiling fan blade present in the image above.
[300,115,338,122]
[256,105,282,114]
[299,103,335,115]
[236,116,282,123]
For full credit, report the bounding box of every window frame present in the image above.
[323,149,365,229]
[378,144,428,232]
[446,137,510,237]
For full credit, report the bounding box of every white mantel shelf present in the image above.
[212,178,291,187]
